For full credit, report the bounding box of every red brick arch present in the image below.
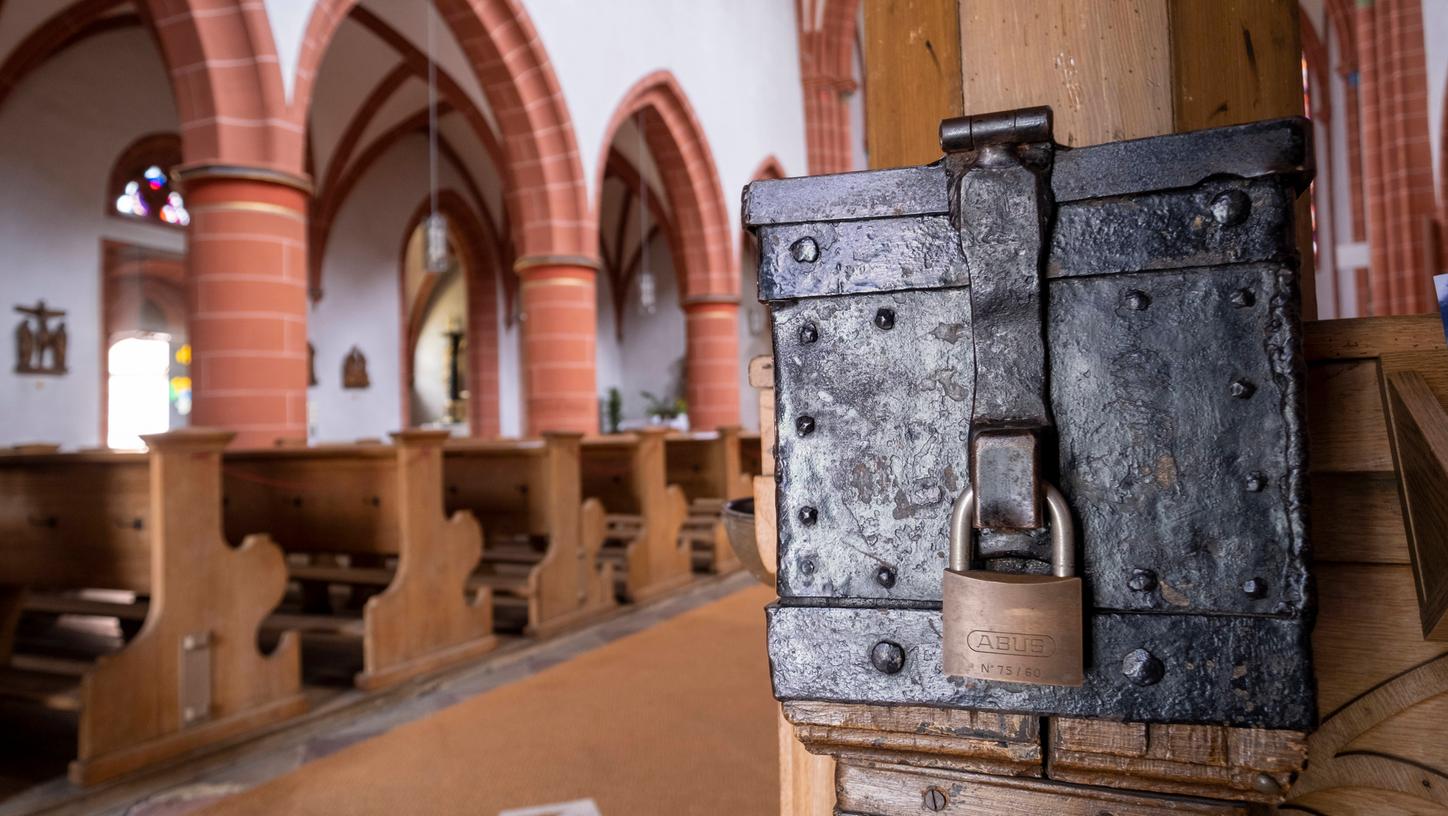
[290,0,590,262]
[397,189,502,438]
[797,0,861,175]
[141,0,295,170]
[596,70,735,301]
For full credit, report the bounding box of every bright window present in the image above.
[107,335,172,450]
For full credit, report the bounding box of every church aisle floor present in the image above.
[182,582,778,816]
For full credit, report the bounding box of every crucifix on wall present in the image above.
[14,300,68,375]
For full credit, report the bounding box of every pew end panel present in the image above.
[0,430,306,786]
[665,428,751,575]
[224,431,496,691]
[583,430,693,602]
[444,433,615,637]
[353,431,496,690]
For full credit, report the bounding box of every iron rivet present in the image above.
[796,415,816,436]
[131,518,144,530]
[1243,577,1268,598]
[870,640,906,675]
[876,566,896,588]
[1252,772,1281,795]
[798,322,819,344]
[923,787,948,811]
[1122,648,1165,686]
[1245,472,1268,492]
[799,557,817,576]
[1210,190,1252,226]
[1124,290,1151,311]
[1230,288,1256,308]
[1229,379,1256,400]
[798,506,819,526]
[874,308,896,330]
[1127,568,1157,592]
[790,236,820,263]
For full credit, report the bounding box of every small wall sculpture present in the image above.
[14,300,68,375]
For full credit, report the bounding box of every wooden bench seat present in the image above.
[223,430,496,691]
[582,429,692,602]
[665,427,755,574]
[0,430,305,786]
[444,433,615,637]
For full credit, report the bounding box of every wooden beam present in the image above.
[863,0,964,168]
[1384,371,1448,640]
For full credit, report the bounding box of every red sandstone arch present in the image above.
[397,190,502,438]
[141,0,293,169]
[797,0,862,175]
[292,0,590,260]
[596,71,735,301]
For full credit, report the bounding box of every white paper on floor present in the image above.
[498,799,602,816]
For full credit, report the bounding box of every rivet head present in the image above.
[798,322,819,344]
[876,566,896,588]
[1124,290,1151,311]
[1243,577,1268,598]
[1230,288,1256,308]
[870,640,906,675]
[798,557,817,576]
[798,506,819,526]
[1245,472,1268,492]
[1210,189,1252,226]
[923,787,948,811]
[1229,379,1256,400]
[874,308,896,330]
[790,236,820,263]
[1122,648,1165,686]
[1252,772,1282,795]
[1127,568,1158,592]
[795,415,816,436]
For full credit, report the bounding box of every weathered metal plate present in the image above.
[742,117,1310,226]
[761,178,1292,301]
[773,287,973,601]
[767,604,1315,730]
[774,258,1306,617]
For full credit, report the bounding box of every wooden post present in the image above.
[862,0,963,169]
[950,0,1314,315]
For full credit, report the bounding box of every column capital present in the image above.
[174,163,314,195]
[514,254,601,275]
[682,295,741,314]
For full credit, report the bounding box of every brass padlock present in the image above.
[941,482,1084,687]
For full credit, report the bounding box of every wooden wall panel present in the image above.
[862,0,963,168]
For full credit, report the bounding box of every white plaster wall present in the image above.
[595,238,687,427]
[0,28,183,448]
[309,132,482,442]
[526,0,809,246]
[495,277,523,437]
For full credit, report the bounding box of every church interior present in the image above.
[2,1,1448,814]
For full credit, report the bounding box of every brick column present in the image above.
[683,299,741,431]
[179,167,311,447]
[517,257,599,435]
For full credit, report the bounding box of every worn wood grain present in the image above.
[1306,360,1395,473]
[1310,472,1410,565]
[863,0,963,168]
[1384,372,1448,640]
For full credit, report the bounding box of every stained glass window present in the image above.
[110,135,189,227]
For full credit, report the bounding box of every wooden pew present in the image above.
[580,429,692,602]
[0,430,304,785]
[443,432,616,637]
[222,430,496,691]
[739,430,764,481]
[665,427,752,573]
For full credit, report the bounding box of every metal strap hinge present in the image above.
[941,107,1056,532]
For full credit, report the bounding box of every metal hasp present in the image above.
[745,106,1316,729]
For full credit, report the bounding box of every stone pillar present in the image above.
[683,298,741,431]
[517,257,599,435]
[179,167,311,447]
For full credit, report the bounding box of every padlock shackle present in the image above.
[949,482,1076,578]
